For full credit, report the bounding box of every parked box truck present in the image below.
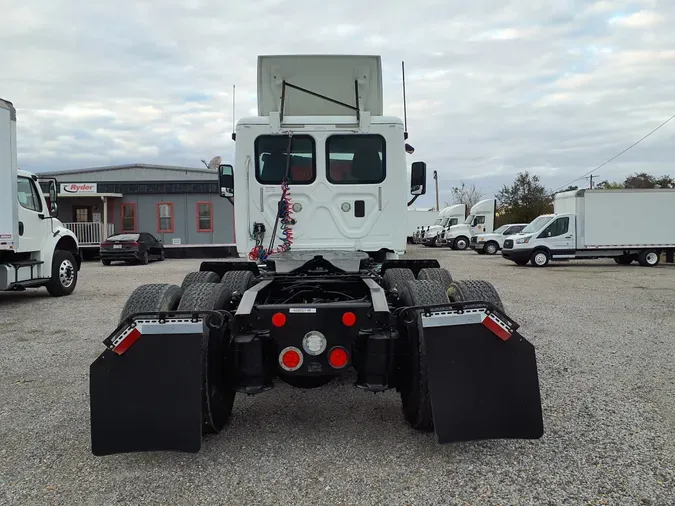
[501,188,675,267]
[0,98,81,295]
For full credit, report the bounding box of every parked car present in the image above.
[470,223,528,255]
[99,232,165,265]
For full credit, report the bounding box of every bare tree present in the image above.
[445,182,484,210]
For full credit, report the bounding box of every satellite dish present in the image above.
[206,156,222,170]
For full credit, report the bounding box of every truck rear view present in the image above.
[88,54,544,456]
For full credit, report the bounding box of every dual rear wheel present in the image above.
[118,269,257,435]
[384,266,505,432]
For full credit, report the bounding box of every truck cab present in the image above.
[1,98,81,295]
[218,55,426,261]
[444,198,497,250]
[422,204,465,247]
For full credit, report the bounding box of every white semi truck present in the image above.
[0,98,81,296]
[88,54,544,456]
[502,188,675,267]
[442,198,497,250]
[419,204,466,246]
[407,208,438,243]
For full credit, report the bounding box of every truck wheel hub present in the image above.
[59,259,74,287]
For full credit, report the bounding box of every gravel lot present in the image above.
[1,247,674,505]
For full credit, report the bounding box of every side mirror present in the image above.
[410,161,426,195]
[50,202,58,217]
[218,164,234,198]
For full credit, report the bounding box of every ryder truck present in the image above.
[89,55,543,456]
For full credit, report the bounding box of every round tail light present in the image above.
[279,346,303,371]
[328,347,349,369]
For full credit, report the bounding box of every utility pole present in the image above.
[585,174,600,189]
[433,170,439,211]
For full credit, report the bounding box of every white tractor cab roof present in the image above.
[462,199,496,225]
[428,204,466,228]
[226,54,426,259]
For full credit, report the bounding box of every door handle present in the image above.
[18,222,24,236]
[565,235,572,238]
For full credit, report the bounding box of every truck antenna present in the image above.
[231,84,236,141]
[402,61,408,140]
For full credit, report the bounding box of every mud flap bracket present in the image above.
[420,308,544,443]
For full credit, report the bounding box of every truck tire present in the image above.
[637,250,660,267]
[220,270,255,295]
[446,279,505,314]
[182,270,221,290]
[397,279,451,431]
[101,259,111,266]
[383,268,415,292]
[484,241,499,255]
[118,283,182,324]
[433,235,442,247]
[530,249,550,267]
[178,283,235,434]
[453,236,469,250]
[45,250,78,297]
[417,267,453,289]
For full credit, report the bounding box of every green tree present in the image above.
[496,171,553,224]
[596,180,624,189]
[444,182,484,210]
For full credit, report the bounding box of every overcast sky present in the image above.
[2,0,674,208]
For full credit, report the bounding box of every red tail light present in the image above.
[279,346,303,371]
[328,347,348,369]
[342,311,356,327]
[130,241,139,247]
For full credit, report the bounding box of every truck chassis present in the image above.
[90,251,543,456]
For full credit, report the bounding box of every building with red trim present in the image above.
[40,163,235,257]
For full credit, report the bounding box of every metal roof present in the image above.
[40,163,215,177]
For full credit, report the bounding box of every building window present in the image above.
[326,134,386,184]
[196,202,213,232]
[254,135,316,184]
[157,202,174,233]
[121,203,136,232]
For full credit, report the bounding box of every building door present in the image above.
[73,206,92,223]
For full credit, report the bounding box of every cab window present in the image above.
[17,176,43,213]
[326,134,385,184]
[254,135,315,184]
[539,217,569,238]
[472,215,485,226]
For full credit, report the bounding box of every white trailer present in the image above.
[406,208,437,243]
[0,98,81,295]
[502,188,675,267]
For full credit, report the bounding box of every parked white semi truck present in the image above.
[88,54,544,456]
[442,198,497,250]
[0,98,81,295]
[502,188,675,267]
[419,204,466,246]
[407,208,439,243]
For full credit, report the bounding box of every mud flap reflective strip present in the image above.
[108,319,205,355]
[421,309,513,341]
[420,312,543,443]
[91,321,204,456]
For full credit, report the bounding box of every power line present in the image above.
[552,111,675,194]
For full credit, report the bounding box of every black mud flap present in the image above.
[421,308,544,443]
[89,312,221,456]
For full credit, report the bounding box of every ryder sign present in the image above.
[60,183,98,195]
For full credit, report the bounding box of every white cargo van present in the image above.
[0,98,81,295]
[442,198,496,250]
[501,188,675,267]
[419,204,466,246]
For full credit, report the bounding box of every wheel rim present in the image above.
[646,252,658,264]
[486,244,496,254]
[59,259,75,287]
[534,253,547,265]
[457,239,467,249]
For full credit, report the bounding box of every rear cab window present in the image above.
[326,134,385,184]
[254,135,316,184]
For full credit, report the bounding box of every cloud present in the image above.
[1,0,674,208]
